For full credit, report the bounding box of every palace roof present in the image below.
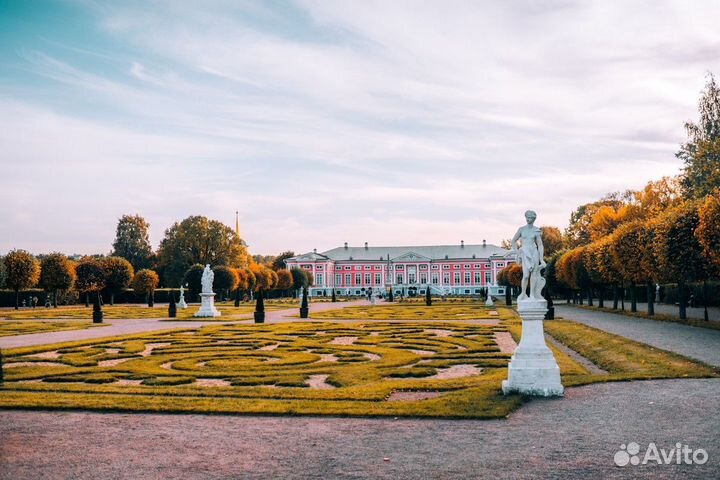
[287,244,513,263]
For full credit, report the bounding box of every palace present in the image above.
[285,241,516,297]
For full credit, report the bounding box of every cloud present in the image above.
[1,0,717,255]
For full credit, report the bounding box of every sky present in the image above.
[1,0,719,256]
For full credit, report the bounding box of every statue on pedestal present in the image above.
[511,210,546,301]
[178,285,188,309]
[502,210,563,397]
[194,264,220,317]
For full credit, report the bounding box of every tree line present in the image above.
[0,214,309,309]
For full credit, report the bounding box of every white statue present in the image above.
[201,264,214,294]
[511,210,546,301]
[178,284,188,309]
[194,265,220,317]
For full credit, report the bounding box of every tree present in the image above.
[183,264,205,302]
[0,256,6,288]
[540,227,564,257]
[290,267,308,293]
[610,222,653,313]
[102,256,134,305]
[677,73,720,198]
[564,195,629,248]
[275,269,293,296]
[4,250,40,309]
[157,215,250,286]
[653,201,707,320]
[304,270,314,288]
[132,269,160,307]
[271,251,295,271]
[249,263,277,292]
[696,191,720,270]
[75,259,106,307]
[213,265,239,301]
[39,253,76,307]
[111,214,153,271]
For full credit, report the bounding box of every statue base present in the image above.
[178,298,188,309]
[502,298,563,397]
[485,295,494,307]
[194,293,221,318]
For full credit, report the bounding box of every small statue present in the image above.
[201,264,214,294]
[511,210,546,301]
[178,284,188,309]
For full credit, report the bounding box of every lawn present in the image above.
[306,304,514,321]
[0,321,107,337]
[0,304,284,321]
[0,310,714,417]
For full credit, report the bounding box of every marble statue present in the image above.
[502,210,563,397]
[201,264,214,294]
[510,210,546,301]
[194,265,220,317]
[178,285,188,309]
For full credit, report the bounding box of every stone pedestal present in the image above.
[178,295,188,309]
[194,293,221,318]
[485,295,494,307]
[502,299,563,397]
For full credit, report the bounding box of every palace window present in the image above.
[374,273,382,285]
[344,266,351,270]
[335,274,342,285]
[454,272,461,284]
[464,272,471,284]
[316,274,324,285]
[442,265,450,269]
[316,265,324,270]
[345,274,351,285]
[364,273,371,285]
[454,264,461,269]
[474,264,481,268]
[474,272,481,284]
[419,265,428,270]
[396,265,404,270]
[497,263,505,267]
[355,274,362,285]
[443,273,450,284]
[431,265,439,270]
[408,273,416,284]
[396,274,404,284]
[484,263,491,268]
[420,273,427,284]
[485,272,492,284]
[464,264,471,269]
[364,265,372,270]
[432,273,439,284]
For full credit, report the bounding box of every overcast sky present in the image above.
[1,0,718,256]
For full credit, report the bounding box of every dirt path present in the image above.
[1,378,718,479]
[0,301,367,349]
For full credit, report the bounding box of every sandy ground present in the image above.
[1,378,718,479]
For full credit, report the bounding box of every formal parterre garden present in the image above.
[0,304,716,418]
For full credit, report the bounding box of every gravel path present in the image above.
[1,378,718,479]
[0,301,367,349]
[555,305,720,368]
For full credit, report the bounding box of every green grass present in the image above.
[0,321,107,337]
[306,304,513,321]
[0,304,284,321]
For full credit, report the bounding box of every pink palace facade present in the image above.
[285,241,517,297]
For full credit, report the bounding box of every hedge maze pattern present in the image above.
[1,321,520,417]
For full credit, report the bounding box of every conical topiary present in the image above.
[92,291,103,323]
[425,287,432,306]
[168,289,177,318]
[254,288,265,323]
[300,287,309,318]
[331,289,336,303]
